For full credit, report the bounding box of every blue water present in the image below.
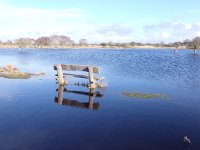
[0,48,200,150]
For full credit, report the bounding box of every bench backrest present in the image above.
[54,64,100,74]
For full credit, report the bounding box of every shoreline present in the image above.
[0,45,194,50]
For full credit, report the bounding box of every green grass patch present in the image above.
[0,72,31,79]
[122,92,167,99]
[0,65,45,79]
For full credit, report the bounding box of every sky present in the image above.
[1,0,200,43]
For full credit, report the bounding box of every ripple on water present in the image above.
[0,48,200,150]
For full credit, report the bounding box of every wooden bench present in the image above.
[54,64,102,89]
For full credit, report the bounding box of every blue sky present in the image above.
[1,0,200,43]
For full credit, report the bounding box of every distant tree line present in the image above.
[99,37,200,49]
[0,35,88,48]
[0,35,200,49]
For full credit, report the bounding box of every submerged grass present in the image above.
[1,72,31,79]
[122,92,167,99]
[0,65,45,79]
[96,80,107,88]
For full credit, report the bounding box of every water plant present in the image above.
[96,80,107,88]
[122,92,166,99]
[0,65,45,79]
[1,72,31,79]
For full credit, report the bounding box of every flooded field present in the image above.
[0,48,200,150]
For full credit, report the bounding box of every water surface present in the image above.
[0,48,200,150]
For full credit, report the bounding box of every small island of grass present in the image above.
[122,92,167,99]
[0,65,44,79]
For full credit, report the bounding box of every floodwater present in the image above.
[0,48,200,150]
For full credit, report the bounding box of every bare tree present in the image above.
[100,42,107,47]
[50,35,73,47]
[4,40,13,46]
[192,37,200,54]
[35,36,51,47]
[59,35,72,47]
[49,35,60,48]
[192,37,200,49]
[15,38,35,47]
[183,39,191,48]
[130,41,136,46]
[79,39,88,46]
[108,41,114,47]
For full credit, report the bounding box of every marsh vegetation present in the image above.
[0,65,45,79]
[122,92,167,99]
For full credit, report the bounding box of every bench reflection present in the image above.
[54,86,103,110]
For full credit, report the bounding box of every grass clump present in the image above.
[96,80,107,88]
[122,92,165,99]
[0,65,32,79]
[1,72,30,79]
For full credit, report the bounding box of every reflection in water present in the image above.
[54,86,103,110]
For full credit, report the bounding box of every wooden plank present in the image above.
[63,74,90,79]
[55,73,102,81]
[54,64,100,74]
[60,88,103,97]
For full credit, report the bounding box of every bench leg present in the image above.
[88,89,95,109]
[88,67,96,89]
[57,64,67,86]
[57,85,64,104]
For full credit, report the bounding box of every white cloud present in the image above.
[0,2,200,43]
[161,31,171,38]
[0,4,83,21]
[65,24,135,43]
[96,24,134,36]
[196,31,200,36]
[195,21,200,28]
[184,24,192,30]
[0,3,136,43]
[0,3,137,43]
[0,3,85,41]
[142,21,200,43]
